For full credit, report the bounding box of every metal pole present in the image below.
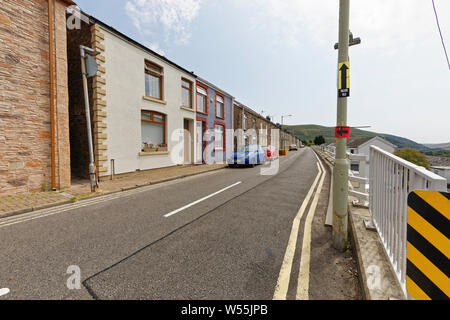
[80,47,99,192]
[333,0,350,251]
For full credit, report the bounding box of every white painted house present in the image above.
[430,167,450,187]
[94,19,198,176]
[347,136,397,175]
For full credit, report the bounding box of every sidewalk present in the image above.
[0,163,227,218]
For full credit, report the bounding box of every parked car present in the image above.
[227,144,266,167]
[289,144,298,151]
[262,145,279,161]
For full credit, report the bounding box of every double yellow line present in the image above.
[273,155,326,300]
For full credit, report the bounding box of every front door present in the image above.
[196,120,203,164]
[184,120,190,163]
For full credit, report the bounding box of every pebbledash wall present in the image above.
[0,0,72,195]
[68,16,198,178]
[195,78,233,164]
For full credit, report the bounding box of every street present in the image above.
[0,148,360,300]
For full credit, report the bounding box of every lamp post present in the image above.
[332,0,361,251]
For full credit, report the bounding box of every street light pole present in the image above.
[333,0,350,252]
[80,45,101,193]
[281,114,292,149]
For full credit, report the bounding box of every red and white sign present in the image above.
[335,126,350,138]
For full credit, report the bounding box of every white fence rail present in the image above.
[369,145,447,295]
[348,153,369,206]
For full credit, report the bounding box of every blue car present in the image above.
[227,144,266,167]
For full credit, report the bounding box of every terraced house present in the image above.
[67,14,198,179]
[0,0,75,195]
[195,78,234,164]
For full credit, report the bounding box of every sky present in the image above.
[73,0,450,144]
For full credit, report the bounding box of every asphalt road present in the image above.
[0,147,360,300]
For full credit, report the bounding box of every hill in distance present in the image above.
[422,142,450,151]
[283,124,435,151]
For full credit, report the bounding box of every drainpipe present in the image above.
[48,0,56,191]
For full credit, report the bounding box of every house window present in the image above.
[181,78,193,108]
[197,86,207,113]
[141,110,166,147]
[243,115,248,130]
[216,94,224,119]
[215,124,225,150]
[253,119,256,129]
[145,60,163,100]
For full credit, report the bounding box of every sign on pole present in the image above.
[334,126,350,138]
[406,190,449,300]
[338,61,350,97]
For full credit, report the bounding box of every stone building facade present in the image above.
[233,101,300,150]
[0,0,73,195]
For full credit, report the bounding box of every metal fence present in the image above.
[369,145,447,295]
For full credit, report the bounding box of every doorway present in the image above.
[184,119,194,164]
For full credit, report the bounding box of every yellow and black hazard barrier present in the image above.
[406,190,449,300]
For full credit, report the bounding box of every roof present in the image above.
[61,0,76,5]
[85,14,197,78]
[430,166,450,170]
[427,156,450,167]
[347,137,373,148]
[233,101,280,129]
[348,136,397,149]
[196,77,234,99]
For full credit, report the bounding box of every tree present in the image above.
[314,135,326,145]
[394,148,430,170]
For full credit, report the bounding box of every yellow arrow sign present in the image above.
[338,61,350,91]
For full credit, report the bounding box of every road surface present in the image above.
[0,147,360,299]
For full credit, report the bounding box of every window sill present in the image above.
[143,96,167,105]
[180,106,195,112]
[139,151,170,156]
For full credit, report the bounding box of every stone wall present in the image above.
[0,0,71,195]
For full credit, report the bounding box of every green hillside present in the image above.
[283,124,431,151]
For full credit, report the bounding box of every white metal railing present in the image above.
[348,152,369,206]
[369,145,447,296]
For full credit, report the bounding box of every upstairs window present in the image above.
[197,85,207,113]
[145,61,163,100]
[216,94,224,119]
[181,78,193,108]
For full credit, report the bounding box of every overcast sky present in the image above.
[74,0,450,144]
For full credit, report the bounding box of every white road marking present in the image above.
[273,161,323,300]
[163,181,242,218]
[0,288,10,297]
[0,182,183,228]
[296,157,326,300]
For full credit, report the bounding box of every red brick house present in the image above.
[0,0,75,195]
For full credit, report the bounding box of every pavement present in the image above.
[0,163,227,217]
[0,148,361,300]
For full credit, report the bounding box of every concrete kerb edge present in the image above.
[0,165,227,220]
